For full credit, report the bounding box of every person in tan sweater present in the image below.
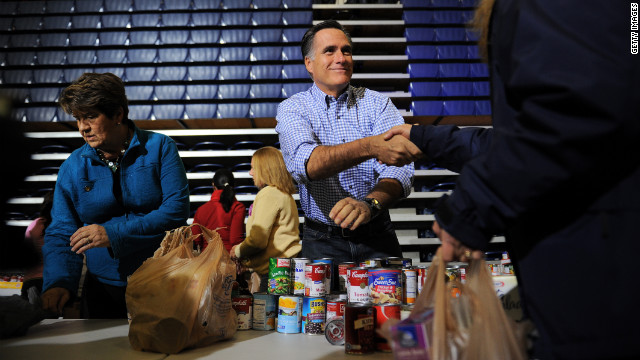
[231,147,301,292]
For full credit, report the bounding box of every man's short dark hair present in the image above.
[300,20,353,60]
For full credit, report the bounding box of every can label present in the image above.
[345,303,375,354]
[362,258,383,268]
[313,258,333,293]
[347,267,370,303]
[302,296,326,335]
[277,295,302,334]
[374,304,401,352]
[385,257,403,268]
[292,258,309,295]
[369,268,403,304]
[232,295,253,330]
[268,257,291,295]
[326,299,346,321]
[252,292,276,330]
[338,262,356,293]
[304,263,326,296]
[403,267,418,304]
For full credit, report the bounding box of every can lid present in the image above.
[325,318,345,345]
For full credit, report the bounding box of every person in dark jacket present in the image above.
[382,0,640,358]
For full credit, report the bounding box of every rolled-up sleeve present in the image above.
[276,97,317,185]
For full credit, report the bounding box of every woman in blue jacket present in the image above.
[41,73,190,318]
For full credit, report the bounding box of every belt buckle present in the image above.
[340,227,352,238]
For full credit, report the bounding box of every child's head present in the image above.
[250,146,296,195]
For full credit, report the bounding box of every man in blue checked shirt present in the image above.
[276,20,421,282]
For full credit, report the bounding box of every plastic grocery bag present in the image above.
[126,224,237,354]
[382,247,526,360]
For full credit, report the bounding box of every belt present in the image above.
[304,218,372,238]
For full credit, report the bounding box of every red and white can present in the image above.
[232,295,253,330]
[305,263,326,296]
[326,297,346,321]
[347,267,370,303]
[403,267,418,304]
[374,304,401,352]
[416,266,428,296]
[338,262,356,293]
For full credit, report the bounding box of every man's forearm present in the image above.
[306,137,373,180]
[367,178,404,209]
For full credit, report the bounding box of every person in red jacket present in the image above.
[192,168,246,253]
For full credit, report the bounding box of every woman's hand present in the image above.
[41,287,71,315]
[432,221,483,262]
[70,224,110,254]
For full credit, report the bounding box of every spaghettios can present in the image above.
[305,263,326,296]
[403,267,418,304]
[344,303,375,354]
[374,304,401,352]
[369,268,403,304]
[338,262,356,293]
[313,258,333,293]
[347,267,370,303]
[268,257,291,295]
[232,295,253,330]
[326,297,346,321]
[277,295,302,334]
[302,296,326,335]
[252,292,277,331]
[291,257,309,295]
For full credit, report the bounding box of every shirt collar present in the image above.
[310,83,356,109]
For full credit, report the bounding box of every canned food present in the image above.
[403,267,418,304]
[416,266,428,296]
[313,258,333,293]
[232,295,253,330]
[291,258,309,295]
[369,268,403,304]
[374,304,401,352]
[361,258,383,268]
[302,296,326,335]
[344,303,375,354]
[277,295,302,334]
[401,258,413,268]
[347,267,370,303]
[401,304,413,320]
[305,263,326,296]
[326,298,346,321]
[325,317,345,346]
[338,262,356,293]
[268,257,291,295]
[252,292,277,331]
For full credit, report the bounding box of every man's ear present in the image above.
[304,56,313,78]
[115,107,124,123]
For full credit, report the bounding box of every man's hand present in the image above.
[70,224,110,254]
[329,197,371,230]
[383,124,413,141]
[433,221,483,262]
[368,133,423,167]
[41,287,71,315]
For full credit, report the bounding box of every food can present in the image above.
[486,260,503,277]
[402,258,413,268]
[252,292,277,330]
[361,258,383,268]
[384,257,403,268]
[268,257,291,294]
[369,268,403,304]
[302,296,326,335]
[403,267,418,304]
[374,304,401,352]
[416,266,428,296]
[347,267,370,303]
[291,258,309,295]
[401,304,413,320]
[326,298,346,321]
[232,295,253,330]
[313,258,333,293]
[344,303,375,354]
[338,262,356,292]
[325,317,345,346]
[277,295,302,334]
[305,263,326,296]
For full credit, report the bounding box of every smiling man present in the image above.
[275,20,421,283]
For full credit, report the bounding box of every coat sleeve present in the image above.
[229,202,246,249]
[235,189,278,259]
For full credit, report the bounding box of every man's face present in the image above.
[305,28,353,97]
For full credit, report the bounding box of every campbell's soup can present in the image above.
[361,258,383,268]
[338,262,356,292]
[268,257,291,295]
[347,267,370,303]
[326,297,346,321]
[277,295,302,333]
[232,295,253,330]
[313,258,333,293]
[302,296,326,335]
[291,257,309,295]
[368,268,403,304]
[374,304,401,352]
[252,292,277,330]
[403,267,418,304]
[416,266,428,296]
[325,317,345,345]
[344,303,375,354]
[305,263,326,296]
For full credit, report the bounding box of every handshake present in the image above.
[373,124,423,167]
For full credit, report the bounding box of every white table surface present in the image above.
[0,319,394,360]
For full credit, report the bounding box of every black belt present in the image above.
[304,217,373,238]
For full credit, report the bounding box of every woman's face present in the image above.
[76,109,122,150]
[249,158,261,187]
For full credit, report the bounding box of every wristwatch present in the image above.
[363,198,383,219]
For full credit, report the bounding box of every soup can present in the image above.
[326,297,346,321]
[347,267,370,303]
[369,268,403,304]
[268,257,291,295]
[313,258,333,293]
[277,295,302,334]
[232,295,253,330]
[403,267,418,304]
[338,262,356,293]
[344,303,375,354]
[302,296,326,335]
[325,317,345,346]
[291,257,309,295]
[305,263,326,296]
[252,292,277,330]
[373,304,401,352]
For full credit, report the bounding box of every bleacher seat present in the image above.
[473,81,490,96]
[185,104,218,119]
[408,63,438,78]
[161,13,191,26]
[191,13,221,26]
[153,104,185,120]
[97,49,127,64]
[250,83,283,98]
[186,84,218,99]
[160,30,190,44]
[125,67,157,81]
[220,29,252,43]
[39,33,69,47]
[69,32,98,46]
[251,64,283,80]
[64,68,93,83]
[33,69,64,83]
[12,107,27,122]
[475,100,491,115]
[439,63,470,77]
[30,87,60,102]
[470,63,489,77]
[126,85,155,101]
[466,28,480,41]
[437,45,471,59]
[158,48,189,62]
[129,105,153,120]
[234,185,259,194]
[99,32,128,46]
[101,14,131,28]
[218,84,251,99]
[442,81,473,96]
[26,106,57,122]
[100,67,126,79]
[283,0,313,9]
[57,107,74,122]
[406,45,437,60]
[190,141,227,151]
[282,46,302,61]
[191,29,221,44]
[219,47,251,62]
[220,12,252,26]
[7,51,36,66]
[45,0,74,13]
[127,49,158,63]
[32,166,60,175]
[283,28,306,42]
[252,11,283,25]
[74,0,103,12]
[188,65,218,80]
[432,0,464,7]
[192,0,222,9]
[3,88,29,102]
[410,82,442,97]
[433,10,465,24]
[71,15,100,29]
[13,17,42,30]
[435,28,467,41]
[0,1,17,15]
[217,103,250,118]
[282,83,310,97]
[253,0,283,9]
[232,163,252,172]
[36,51,66,65]
[135,0,162,10]
[104,1,132,12]
[129,31,159,45]
[404,28,436,42]
[42,15,71,29]
[443,100,474,115]
[252,28,283,43]
[282,11,312,25]
[222,0,252,9]
[11,34,40,47]
[219,65,251,80]
[403,11,432,25]
[283,64,308,79]
[190,47,221,62]
[411,100,445,116]
[250,103,278,118]
[187,164,224,173]
[156,66,188,81]
[230,140,264,150]
[251,46,283,61]
[0,18,13,31]
[155,84,186,100]
[66,50,96,64]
